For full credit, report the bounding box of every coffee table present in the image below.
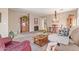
[34,35,48,47]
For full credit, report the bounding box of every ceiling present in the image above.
[10,8,77,16]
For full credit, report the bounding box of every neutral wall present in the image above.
[8,9,28,34]
[8,9,40,34]
[0,8,8,37]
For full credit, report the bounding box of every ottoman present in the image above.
[46,42,57,51]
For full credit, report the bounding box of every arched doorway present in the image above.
[67,14,74,28]
[20,15,29,33]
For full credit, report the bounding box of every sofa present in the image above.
[48,34,69,45]
[47,27,79,51]
[70,27,79,46]
[0,37,31,51]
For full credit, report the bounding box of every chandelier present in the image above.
[53,10,59,23]
[55,10,57,19]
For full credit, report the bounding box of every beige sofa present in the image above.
[47,26,79,51]
[70,26,79,46]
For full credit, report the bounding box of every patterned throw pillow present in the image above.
[59,27,69,36]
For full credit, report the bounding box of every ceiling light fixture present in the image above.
[52,10,59,23]
[55,10,57,19]
[53,10,57,21]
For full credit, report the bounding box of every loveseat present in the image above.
[0,37,31,51]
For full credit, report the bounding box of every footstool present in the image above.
[46,42,58,51]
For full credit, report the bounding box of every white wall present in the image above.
[0,8,8,37]
[39,17,48,30]
[8,9,40,34]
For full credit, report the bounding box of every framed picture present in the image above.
[34,18,38,24]
[0,13,1,23]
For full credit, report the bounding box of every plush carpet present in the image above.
[14,32,48,51]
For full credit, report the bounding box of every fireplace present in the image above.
[34,26,39,31]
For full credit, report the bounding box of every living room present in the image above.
[0,8,79,51]
[8,8,77,34]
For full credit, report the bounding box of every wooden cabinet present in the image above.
[34,35,48,47]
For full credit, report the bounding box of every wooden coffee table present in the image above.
[34,34,48,47]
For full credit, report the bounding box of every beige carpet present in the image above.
[14,32,48,51]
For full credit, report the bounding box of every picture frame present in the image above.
[0,13,1,23]
[34,18,38,24]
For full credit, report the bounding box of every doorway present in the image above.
[20,16,29,33]
[67,14,74,28]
